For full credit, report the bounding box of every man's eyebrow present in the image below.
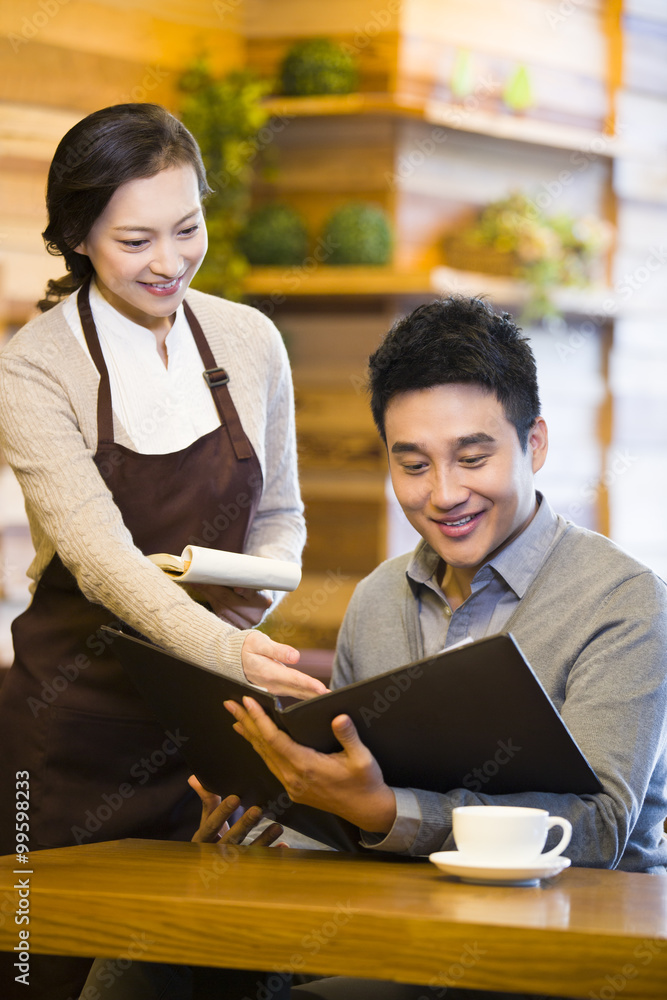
[391,441,425,454]
[390,432,496,454]
[455,433,496,447]
[111,210,200,233]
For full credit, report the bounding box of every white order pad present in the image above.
[148,545,301,591]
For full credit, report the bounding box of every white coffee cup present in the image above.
[452,805,572,865]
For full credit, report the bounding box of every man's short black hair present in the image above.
[368,295,541,451]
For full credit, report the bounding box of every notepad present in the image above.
[147,546,301,591]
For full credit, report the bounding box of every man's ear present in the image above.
[528,417,548,474]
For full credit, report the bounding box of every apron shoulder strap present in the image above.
[77,278,115,444]
[183,298,253,461]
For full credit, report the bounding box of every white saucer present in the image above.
[429,851,571,886]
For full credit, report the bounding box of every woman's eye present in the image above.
[121,239,147,249]
[180,225,199,237]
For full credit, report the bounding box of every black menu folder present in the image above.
[106,628,602,852]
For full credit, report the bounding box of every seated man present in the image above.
[228,294,667,871]
[88,296,667,1000]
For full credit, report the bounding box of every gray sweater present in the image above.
[332,514,667,872]
[0,289,305,681]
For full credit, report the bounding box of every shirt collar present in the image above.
[406,491,559,599]
[89,279,187,346]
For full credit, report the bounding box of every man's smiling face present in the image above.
[385,382,548,583]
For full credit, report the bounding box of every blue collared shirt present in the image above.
[366,492,562,852]
[406,491,560,655]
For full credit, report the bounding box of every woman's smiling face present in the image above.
[76,164,207,331]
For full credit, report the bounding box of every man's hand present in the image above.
[186,584,272,629]
[224,697,397,835]
[240,631,329,699]
[188,775,284,846]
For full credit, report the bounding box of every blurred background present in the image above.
[0,0,665,671]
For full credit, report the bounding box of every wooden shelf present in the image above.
[243,266,435,296]
[243,265,612,316]
[263,93,621,157]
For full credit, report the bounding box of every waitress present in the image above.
[0,103,324,1000]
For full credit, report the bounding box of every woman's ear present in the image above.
[528,417,548,474]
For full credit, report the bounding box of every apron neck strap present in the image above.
[183,298,253,461]
[77,277,115,444]
[76,281,254,462]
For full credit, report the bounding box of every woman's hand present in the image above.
[241,630,329,699]
[188,775,284,846]
[185,584,273,629]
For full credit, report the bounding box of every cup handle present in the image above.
[540,816,572,862]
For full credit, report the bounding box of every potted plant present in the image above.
[239,203,308,266]
[323,202,393,266]
[178,59,273,300]
[280,38,359,96]
[444,192,612,319]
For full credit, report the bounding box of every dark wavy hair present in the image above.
[368,296,541,451]
[39,103,211,311]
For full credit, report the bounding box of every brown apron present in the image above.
[0,280,262,997]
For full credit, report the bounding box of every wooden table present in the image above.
[2,840,667,999]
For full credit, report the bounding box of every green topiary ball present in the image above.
[280,38,358,96]
[323,202,393,266]
[239,203,308,266]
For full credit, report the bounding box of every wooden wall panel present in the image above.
[302,499,383,575]
[1,44,175,112]
[0,0,244,320]
[242,0,401,37]
[1,0,242,81]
